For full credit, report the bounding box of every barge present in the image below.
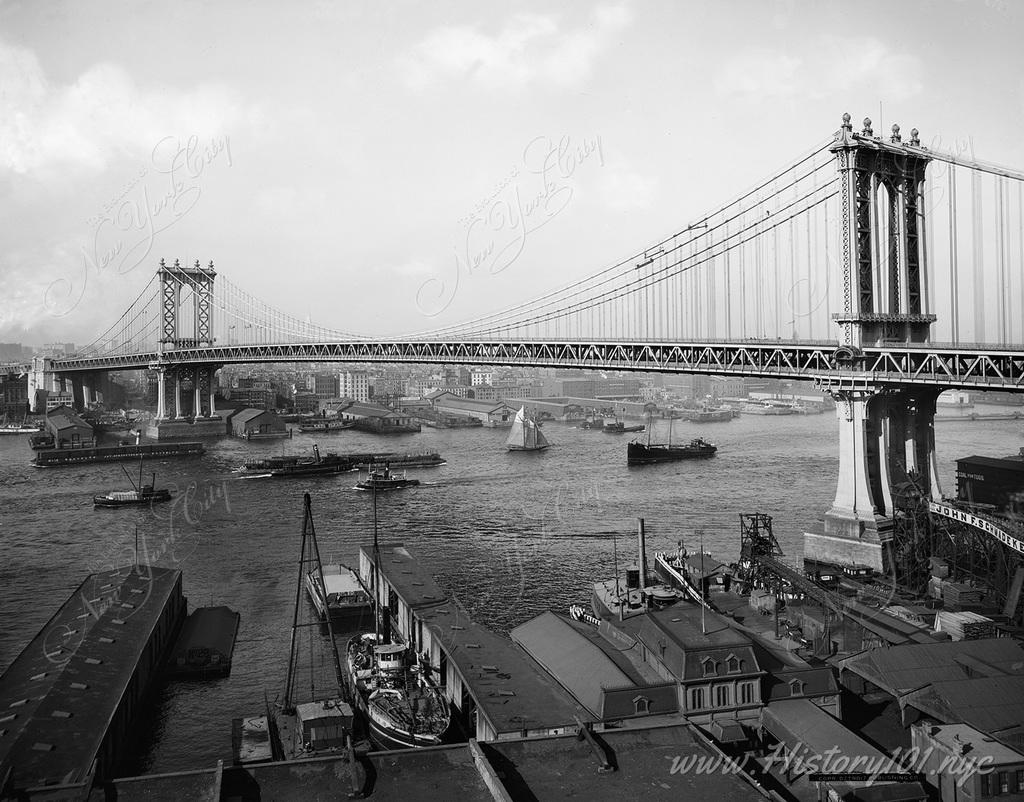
[33,441,205,467]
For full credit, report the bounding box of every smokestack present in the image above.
[638,518,647,593]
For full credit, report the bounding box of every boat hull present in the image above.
[627,441,716,464]
[93,491,173,507]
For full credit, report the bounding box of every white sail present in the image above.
[506,407,550,451]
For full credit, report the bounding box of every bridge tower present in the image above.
[806,114,941,574]
[153,259,220,424]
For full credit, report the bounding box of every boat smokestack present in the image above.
[637,518,647,593]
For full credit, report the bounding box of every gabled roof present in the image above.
[901,675,1024,736]
[511,612,635,717]
[231,408,271,425]
[840,638,1024,694]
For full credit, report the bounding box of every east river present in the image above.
[0,408,1020,774]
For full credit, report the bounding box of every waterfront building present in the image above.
[335,400,420,433]
[229,408,287,438]
[0,565,186,798]
[44,405,93,447]
[428,393,515,426]
[469,369,493,387]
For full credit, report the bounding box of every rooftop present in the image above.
[362,543,448,610]
[840,637,1024,694]
[483,724,765,801]
[418,605,592,734]
[902,675,1024,738]
[510,611,636,716]
[0,565,183,789]
[923,722,1024,764]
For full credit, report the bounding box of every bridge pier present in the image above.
[806,385,942,573]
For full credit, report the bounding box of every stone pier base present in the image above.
[147,418,226,440]
[803,523,884,572]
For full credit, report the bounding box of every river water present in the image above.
[0,408,1019,773]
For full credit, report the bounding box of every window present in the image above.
[726,655,740,673]
[980,773,992,797]
[715,684,731,707]
[702,658,717,677]
[789,679,804,696]
[690,687,705,710]
[740,682,754,705]
[633,696,650,715]
[1017,770,1024,793]
[999,771,1008,794]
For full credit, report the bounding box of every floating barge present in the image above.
[33,441,205,467]
[166,606,241,678]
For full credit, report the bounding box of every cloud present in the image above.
[0,38,242,179]
[598,166,657,212]
[713,37,923,103]
[399,5,632,91]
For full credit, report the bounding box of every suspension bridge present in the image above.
[11,112,1024,579]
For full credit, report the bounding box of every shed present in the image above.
[230,408,286,438]
[45,405,94,447]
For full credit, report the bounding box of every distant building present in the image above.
[470,370,493,387]
[912,722,1024,802]
[0,374,28,418]
[230,408,287,438]
[428,393,515,427]
[45,405,93,447]
[292,390,318,414]
[45,391,75,411]
[310,373,339,404]
[339,370,370,402]
[336,401,420,433]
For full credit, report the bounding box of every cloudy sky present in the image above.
[1,0,1022,346]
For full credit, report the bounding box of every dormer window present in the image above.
[726,655,741,674]
[789,679,804,696]
[702,657,717,677]
[632,696,651,715]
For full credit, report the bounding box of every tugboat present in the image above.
[627,415,716,465]
[93,461,172,507]
[354,465,419,492]
[345,482,450,750]
[603,419,645,434]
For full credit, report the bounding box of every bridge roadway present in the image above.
[34,338,1024,391]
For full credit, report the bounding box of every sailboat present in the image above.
[345,482,450,750]
[626,412,716,465]
[268,493,360,761]
[505,406,550,452]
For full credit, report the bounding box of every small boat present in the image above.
[627,415,716,465]
[506,406,550,451]
[603,420,645,434]
[0,419,39,435]
[93,461,173,507]
[297,419,356,433]
[352,452,445,470]
[269,445,357,477]
[305,563,373,626]
[355,466,419,492]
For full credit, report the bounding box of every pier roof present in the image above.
[510,612,635,717]
[0,565,183,790]
[363,543,448,610]
[417,605,592,735]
